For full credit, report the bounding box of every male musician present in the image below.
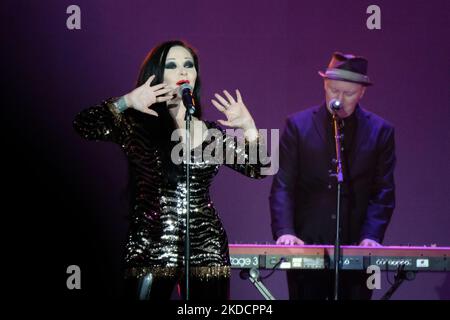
[270,52,396,300]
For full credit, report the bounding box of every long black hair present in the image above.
[135,40,202,119]
[126,40,203,188]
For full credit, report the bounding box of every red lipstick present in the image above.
[176,80,190,86]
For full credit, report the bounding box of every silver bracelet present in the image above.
[114,96,128,113]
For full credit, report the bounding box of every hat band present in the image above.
[325,68,370,83]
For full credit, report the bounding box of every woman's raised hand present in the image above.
[211,89,258,140]
[212,90,257,130]
[124,75,175,116]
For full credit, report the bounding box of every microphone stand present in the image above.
[183,93,196,300]
[331,112,344,301]
[239,269,276,300]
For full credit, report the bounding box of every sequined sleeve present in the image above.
[211,122,270,179]
[73,98,130,144]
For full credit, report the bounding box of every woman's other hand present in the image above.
[124,75,175,116]
[211,89,258,141]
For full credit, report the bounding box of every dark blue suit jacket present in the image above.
[270,104,395,244]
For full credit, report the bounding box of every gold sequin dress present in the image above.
[73,99,266,281]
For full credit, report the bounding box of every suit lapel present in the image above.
[350,106,372,165]
[312,104,335,159]
[313,104,328,145]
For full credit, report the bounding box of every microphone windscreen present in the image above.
[329,99,342,111]
[179,82,193,96]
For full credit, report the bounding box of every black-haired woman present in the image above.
[73,40,267,300]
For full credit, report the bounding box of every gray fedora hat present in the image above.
[318,52,372,86]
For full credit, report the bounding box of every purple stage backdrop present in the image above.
[4,0,449,300]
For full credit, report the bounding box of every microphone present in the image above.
[329,98,342,111]
[177,80,196,115]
